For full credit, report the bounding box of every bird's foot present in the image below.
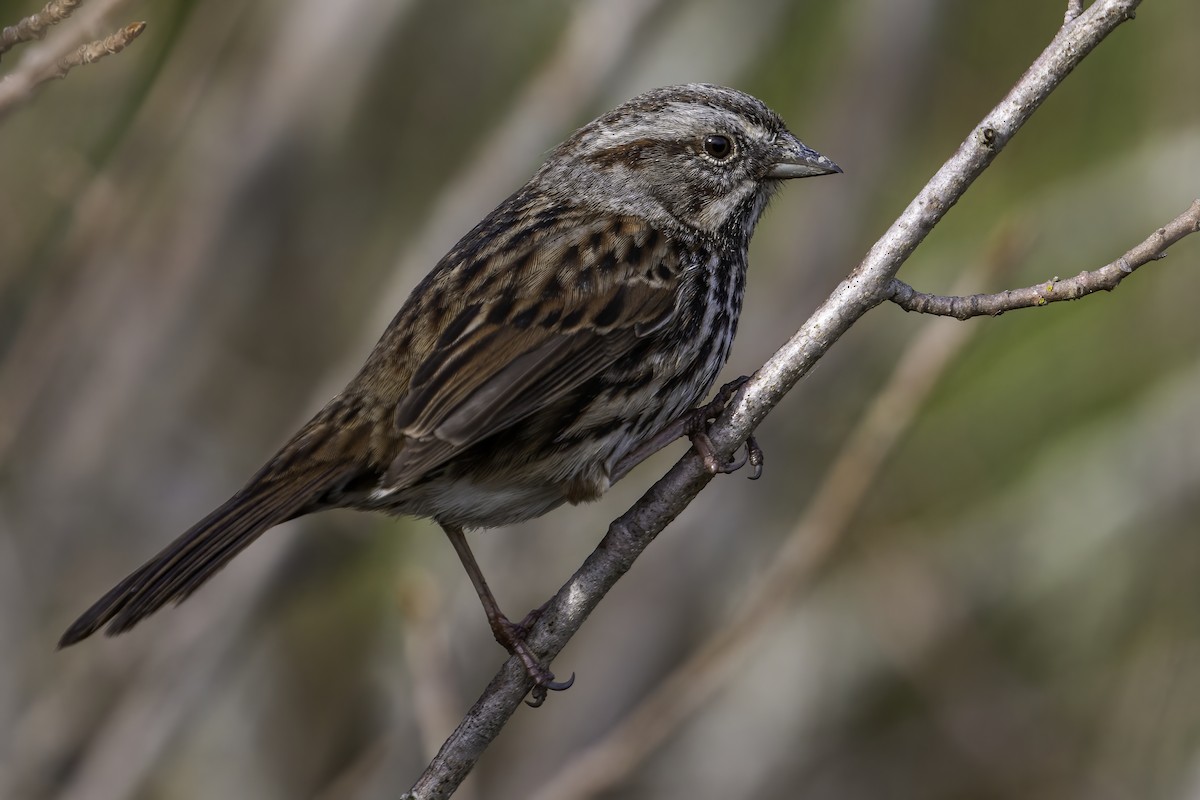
[610,376,764,482]
[489,603,575,708]
[689,430,763,479]
[685,376,763,479]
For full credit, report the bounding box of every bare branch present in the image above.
[0,0,82,59]
[1066,0,1085,24]
[0,19,145,121]
[888,199,1200,319]
[404,1,1149,797]
[528,231,1025,800]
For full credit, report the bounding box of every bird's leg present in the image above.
[612,376,763,482]
[441,524,575,707]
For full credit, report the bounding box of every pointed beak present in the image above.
[766,134,842,179]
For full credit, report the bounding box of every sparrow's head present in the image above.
[539,83,841,238]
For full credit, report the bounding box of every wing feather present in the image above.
[384,216,681,488]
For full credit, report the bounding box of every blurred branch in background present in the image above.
[0,0,82,56]
[0,0,144,120]
[399,572,478,800]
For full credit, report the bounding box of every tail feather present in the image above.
[59,464,351,648]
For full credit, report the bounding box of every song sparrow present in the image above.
[60,83,839,703]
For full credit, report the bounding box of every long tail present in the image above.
[59,461,352,648]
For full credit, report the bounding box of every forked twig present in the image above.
[890,200,1200,319]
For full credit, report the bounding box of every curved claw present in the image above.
[525,672,576,708]
[694,432,765,478]
[746,435,764,480]
[544,672,576,692]
[721,446,749,473]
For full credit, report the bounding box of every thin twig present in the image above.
[888,199,1200,319]
[52,20,143,75]
[1066,0,1086,24]
[0,20,145,121]
[404,1,1148,797]
[0,0,82,58]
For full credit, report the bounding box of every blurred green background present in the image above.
[2,0,1199,798]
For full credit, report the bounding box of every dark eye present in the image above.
[702,134,733,160]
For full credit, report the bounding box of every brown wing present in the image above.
[383,216,681,488]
